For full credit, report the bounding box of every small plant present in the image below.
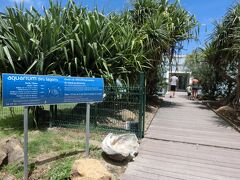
[47,157,75,180]
[2,162,35,179]
[3,162,24,179]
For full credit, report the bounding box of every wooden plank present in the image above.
[141,138,240,156]
[148,126,240,138]
[146,125,236,134]
[151,118,233,126]
[147,128,240,141]
[121,171,159,180]
[140,139,240,164]
[126,164,216,180]
[135,154,240,177]
[130,158,240,179]
[140,149,240,169]
[122,92,240,180]
[150,119,235,126]
[139,147,240,168]
[122,170,183,180]
[145,133,240,149]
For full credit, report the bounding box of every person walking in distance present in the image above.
[186,84,192,99]
[191,77,199,100]
[170,74,179,98]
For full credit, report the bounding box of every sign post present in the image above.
[2,74,104,179]
[23,107,28,180]
[85,103,90,156]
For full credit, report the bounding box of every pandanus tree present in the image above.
[187,3,240,109]
[0,1,68,75]
[0,0,150,85]
[206,4,240,108]
[165,2,198,72]
[185,46,219,98]
[0,0,151,127]
[130,0,198,94]
[0,0,197,95]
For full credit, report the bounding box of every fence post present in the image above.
[139,72,145,138]
[54,105,57,122]
[143,75,146,138]
[93,104,98,127]
[50,105,53,128]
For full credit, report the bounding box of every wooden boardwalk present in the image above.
[122,92,240,180]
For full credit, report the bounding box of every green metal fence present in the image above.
[51,73,146,138]
[0,73,146,138]
[0,106,26,131]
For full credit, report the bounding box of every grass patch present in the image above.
[0,128,105,179]
[2,163,24,179]
[45,156,75,180]
[89,145,103,159]
[0,106,35,139]
[0,103,108,179]
[2,162,35,179]
[28,130,85,157]
[0,128,23,139]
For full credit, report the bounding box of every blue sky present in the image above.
[0,0,237,54]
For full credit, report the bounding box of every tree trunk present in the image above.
[236,62,240,110]
[168,46,175,73]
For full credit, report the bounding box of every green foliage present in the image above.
[28,130,84,157]
[3,162,24,179]
[131,0,198,94]
[2,162,35,179]
[185,49,217,96]
[0,126,105,179]
[47,157,75,180]
[0,105,35,139]
[0,0,198,94]
[198,3,240,106]
[0,0,150,85]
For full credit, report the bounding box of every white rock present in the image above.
[101,133,139,161]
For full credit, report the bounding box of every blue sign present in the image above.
[2,74,104,107]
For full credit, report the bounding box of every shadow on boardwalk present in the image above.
[160,101,182,108]
[161,95,232,128]
[122,92,240,180]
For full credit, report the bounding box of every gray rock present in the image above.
[0,150,7,166]
[5,138,24,164]
[0,139,7,167]
[2,174,17,180]
[0,137,23,166]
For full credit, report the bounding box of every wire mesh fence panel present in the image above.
[93,86,140,131]
[51,103,86,129]
[0,106,25,130]
[50,85,145,137]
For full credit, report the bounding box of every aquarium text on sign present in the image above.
[2,73,104,107]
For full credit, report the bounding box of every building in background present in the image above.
[165,55,191,92]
